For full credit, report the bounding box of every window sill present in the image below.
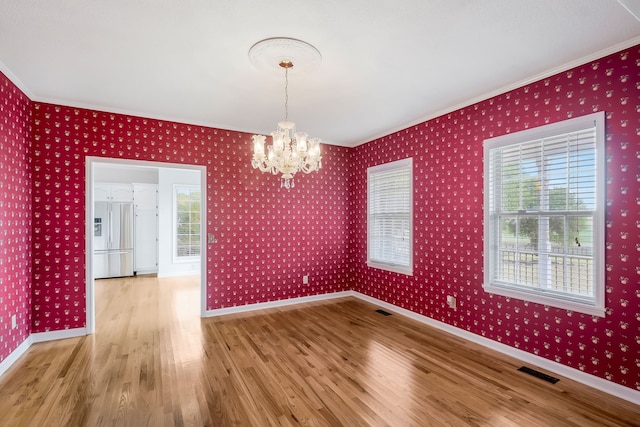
[483,282,605,317]
[367,261,413,276]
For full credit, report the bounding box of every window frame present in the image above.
[483,112,605,317]
[173,184,202,262]
[367,157,413,276]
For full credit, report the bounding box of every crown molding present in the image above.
[353,35,640,147]
[0,60,34,99]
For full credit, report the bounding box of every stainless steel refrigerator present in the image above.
[93,201,134,279]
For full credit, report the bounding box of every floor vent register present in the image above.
[517,366,560,384]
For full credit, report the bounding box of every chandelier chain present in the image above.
[284,67,289,121]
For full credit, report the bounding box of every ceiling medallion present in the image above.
[248,37,321,74]
[249,38,323,189]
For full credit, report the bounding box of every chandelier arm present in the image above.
[252,160,272,174]
[300,162,320,174]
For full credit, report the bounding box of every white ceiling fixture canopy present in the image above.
[249,38,323,190]
[248,37,322,74]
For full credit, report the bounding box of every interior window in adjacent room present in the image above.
[174,185,201,261]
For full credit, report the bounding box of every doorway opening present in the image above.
[85,157,207,333]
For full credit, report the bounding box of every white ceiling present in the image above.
[2,1,640,147]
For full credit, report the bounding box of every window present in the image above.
[367,158,413,275]
[483,112,605,316]
[174,185,201,260]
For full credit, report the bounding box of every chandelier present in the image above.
[250,39,322,189]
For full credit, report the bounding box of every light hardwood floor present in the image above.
[0,275,638,426]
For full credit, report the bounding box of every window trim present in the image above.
[367,157,413,276]
[173,184,201,263]
[483,112,605,317]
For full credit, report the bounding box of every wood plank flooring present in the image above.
[0,275,638,426]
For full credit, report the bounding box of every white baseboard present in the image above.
[157,271,200,279]
[0,327,88,379]
[205,290,639,405]
[204,291,354,317]
[134,270,158,276]
[0,336,32,377]
[31,327,87,343]
[351,292,640,406]
[3,293,637,405]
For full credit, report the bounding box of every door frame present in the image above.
[85,156,207,334]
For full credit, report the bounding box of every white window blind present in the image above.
[367,158,413,275]
[484,112,605,317]
[175,185,201,259]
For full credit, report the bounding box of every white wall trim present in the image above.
[11,35,640,150]
[0,60,34,99]
[157,270,201,279]
[204,291,354,317]
[85,159,96,334]
[2,291,638,405]
[30,327,87,343]
[353,35,640,148]
[351,292,640,406]
[205,289,639,405]
[0,328,87,378]
[85,157,207,328]
[0,336,33,377]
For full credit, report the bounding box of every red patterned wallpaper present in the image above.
[0,72,32,363]
[349,47,640,391]
[30,106,351,331]
[1,44,638,393]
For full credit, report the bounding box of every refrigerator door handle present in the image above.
[109,204,113,249]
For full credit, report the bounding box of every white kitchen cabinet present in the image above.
[134,183,158,210]
[134,183,158,274]
[94,183,134,202]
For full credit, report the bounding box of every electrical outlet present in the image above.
[303,275,309,285]
[11,314,17,329]
[446,295,457,311]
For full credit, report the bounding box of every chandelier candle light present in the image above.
[250,38,322,189]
